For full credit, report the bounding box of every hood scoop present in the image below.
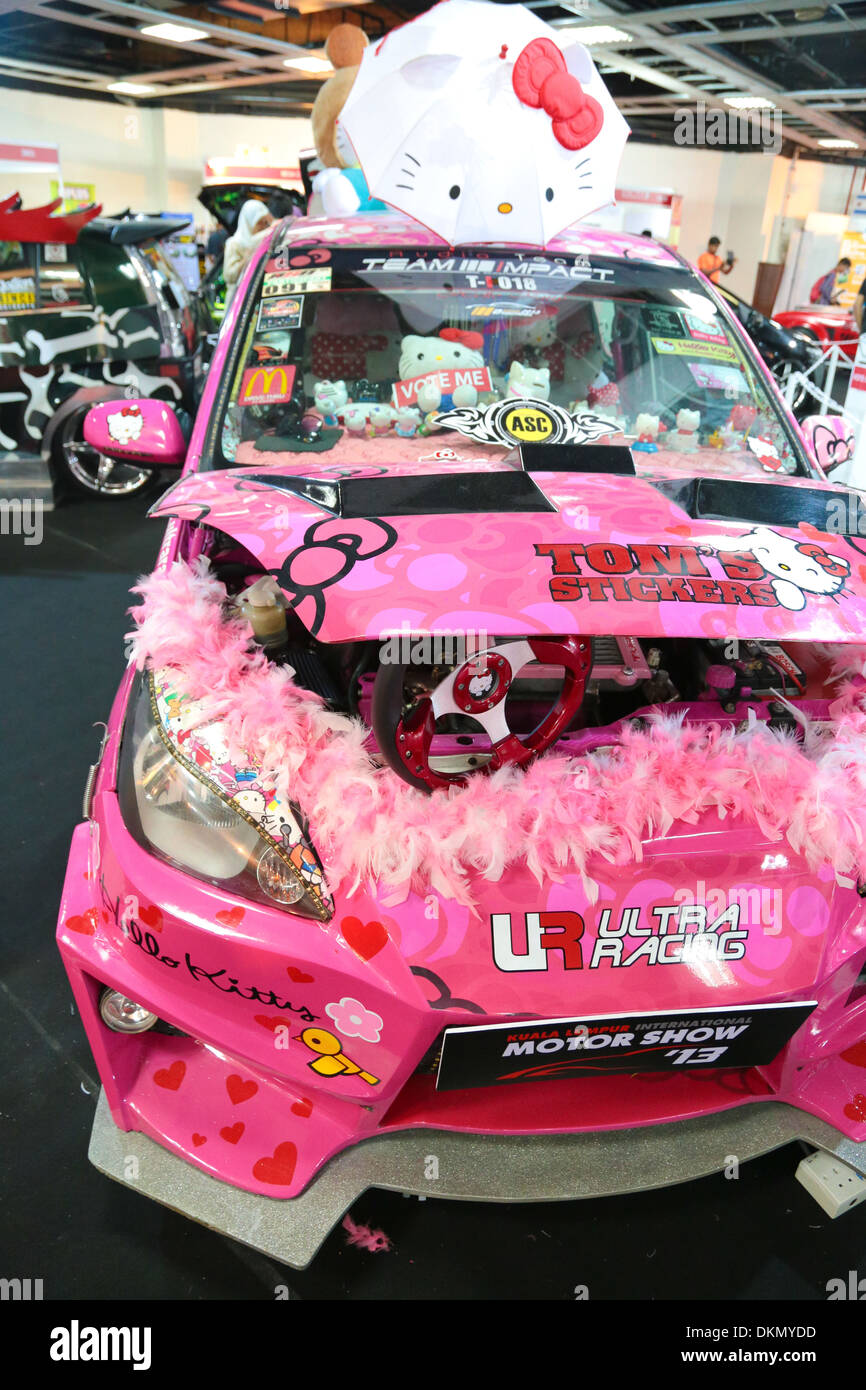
[242,470,557,517]
[649,475,863,535]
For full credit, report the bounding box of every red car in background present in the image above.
[774,304,859,361]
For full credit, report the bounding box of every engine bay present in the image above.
[205,528,837,791]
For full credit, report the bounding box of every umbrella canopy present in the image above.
[340,0,630,248]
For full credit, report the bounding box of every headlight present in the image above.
[119,675,329,920]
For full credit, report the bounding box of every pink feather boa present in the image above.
[127,560,866,907]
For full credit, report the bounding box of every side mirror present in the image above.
[83,399,187,468]
[801,414,856,474]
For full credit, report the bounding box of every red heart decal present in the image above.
[192,1133,207,1147]
[65,909,97,936]
[341,915,388,961]
[841,1040,866,1069]
[154,1060,186,1091]
[253,1141,298,1186]
[220,1122,245,1145]
[226,1074,258,1105]
[291,1097,313,1118]
[254,1015,293,1033]
[216,906,245,928]
[286,966,314,983]
[140,904,163,932]
[844,1093,866,1124]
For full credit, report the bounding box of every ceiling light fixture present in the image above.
[282,55,332,73]
[107,80,156,95]
[724,95,775,110]
[139,22,208,43]
[564,25,633,46]
[817,137,859,148]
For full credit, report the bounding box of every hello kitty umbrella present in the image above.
[339,0,629,248]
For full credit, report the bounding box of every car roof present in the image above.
[274,212,685,270]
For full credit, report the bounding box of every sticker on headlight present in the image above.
[151,671,331,917]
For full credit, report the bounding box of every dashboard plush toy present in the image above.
[398,328,487,412]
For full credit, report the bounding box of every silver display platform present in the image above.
[88,1088,866,1269]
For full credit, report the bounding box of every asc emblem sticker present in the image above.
[435,397,619,448]
[502,403,556,443]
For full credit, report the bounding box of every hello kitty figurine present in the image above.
[366,403,394,436]
[343,403,370,433]
[713,525,850,612]
[314,380,349,426]
[669,408,700,452]
[394,406,421,437]
[505,359,550,400]
[398,329,486,413]
[633,413,661,452]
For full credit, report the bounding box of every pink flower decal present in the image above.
[325,996,383,1044]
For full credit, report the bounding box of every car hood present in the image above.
[151,460,866,644]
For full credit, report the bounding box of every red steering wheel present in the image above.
[372,637,592,791]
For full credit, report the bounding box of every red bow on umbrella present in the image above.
[439,326,484,352]
[512,38,603,151]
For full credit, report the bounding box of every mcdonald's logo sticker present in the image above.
[240,364,296,406]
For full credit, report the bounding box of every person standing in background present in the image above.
[854,275,865,332]
[697,236,735,284]
[810,257,852,306]
[223,200,274,308]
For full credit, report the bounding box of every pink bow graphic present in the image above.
[512,38,603,151]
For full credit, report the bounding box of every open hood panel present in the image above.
[151,462,866,644]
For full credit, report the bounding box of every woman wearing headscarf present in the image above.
[223,199,274,307]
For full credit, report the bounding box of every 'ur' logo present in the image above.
[491,911,585,972]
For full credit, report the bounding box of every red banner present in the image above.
[392,365,492,409]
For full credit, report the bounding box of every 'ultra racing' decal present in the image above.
[536,525,851,614]
[436,397,619,448]
[151,670,332,918]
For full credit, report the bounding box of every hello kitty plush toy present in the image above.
[505,359,550,400]
[398,328,486,413]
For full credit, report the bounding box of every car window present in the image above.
[210,244,812,481]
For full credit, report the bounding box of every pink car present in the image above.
[58,213,866,1267]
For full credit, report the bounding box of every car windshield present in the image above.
[212,243,811,479]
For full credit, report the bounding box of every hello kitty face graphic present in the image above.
[232,788,266,819]
[715,525,850,612]
[468,670,496,700]
[340,1,629,246]
[106,404,143,446]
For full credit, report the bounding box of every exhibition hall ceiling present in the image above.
[0,0,864,158]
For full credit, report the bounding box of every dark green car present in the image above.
[0,198,209,497]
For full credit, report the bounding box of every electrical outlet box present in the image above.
[795,1150,866,1219]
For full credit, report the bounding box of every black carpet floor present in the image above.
[1,488,865,1300]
